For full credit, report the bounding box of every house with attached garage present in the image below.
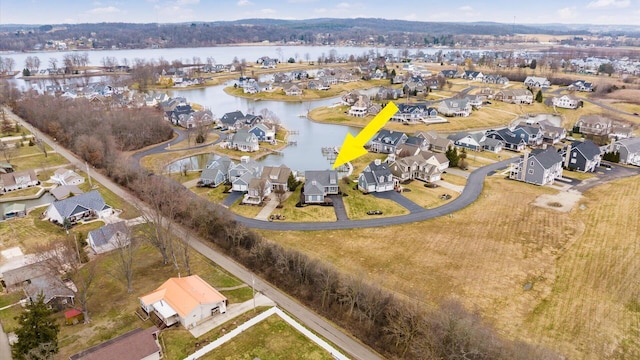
[485,128,527,152]
[199,155,235,188]
[552,95,582,109]
[303,170,339,204]
[1,169,39,193]
[50,168,84,186]
[282,83,303,96]
[44,190,112,225]
[574,115,612,136]
[563,140,602,172]
[220,111,263,130]
[229,128,259,152]
[535,122,567,144]
[244,178,271,205]
[87,221,130,254]
[494,89,533,104]
[358,159,395,193]
[139,275,227,329]
[261,165,292,191]
[419,151,450,171]
[229,156,261,192]
[482,74,509,85]
[370,130,408,154]
[178,109,215,129]
[438,98,472,117]
[524,76,550,88]
[462,70,484,81]
[448,132,496,152]
[415,131,454,153]
[512,124,545,146]
[509,148,564,186]
[568,80,594,92]
[249,123,276,142]
[612,137,640,166]
[387,153,442,183]
[390,103,438,124]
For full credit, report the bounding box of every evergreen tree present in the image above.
[12,294,60,360]
[445,145,459,167]
[287,172,300,191]
[535,90,543,103]
[529,59,537,69]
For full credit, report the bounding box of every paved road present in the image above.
[7,108,383,360]
[0,323,11,360]
[372,191,424,213]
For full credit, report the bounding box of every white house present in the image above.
[1,169,39,193]
[87,221,130,254]
[139,275,227,329]
[552,95,582,109]
[524,76,550,88]
[44,190,112,225]
[50,168,85,186]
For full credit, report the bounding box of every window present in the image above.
[528,169,534,174]
[571,158,577,164]
[572,152,576,157]
[530,161,534,166]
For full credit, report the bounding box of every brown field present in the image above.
[257,174,640,358]
[399,180,458,208]
[605,89,640,105]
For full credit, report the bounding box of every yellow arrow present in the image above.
[333,101,399,169]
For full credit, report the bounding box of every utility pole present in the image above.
[86,161,93,188]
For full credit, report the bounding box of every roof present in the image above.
[1,169,37,187]
[23,273,75,304]
[88,221,128,248]
[616,137,640,153]
[49,190,110,219]
[139,275,227,318]
[4,203,26,214]
[571,140,601,160]
[530,148,563,169]
[50,185,83,201]
[487,128,525,146]
[69,327,160,360]
[372,129,406,146]
[304,170,338,195]
[261,165,291,184]
[65,308,83,319]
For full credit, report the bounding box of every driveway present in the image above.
[329,195,348,221]
[572,163,640,192]
[221,191,242,208]
[372,191,423,213]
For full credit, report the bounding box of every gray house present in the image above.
[510,148,564,186]
[564,140,602,172]
[613,137,640,166]
[199,156,235,188]
[88,221,130,254]
[358,159,395,193]
[303,170,339,204]
[370,130,408,154]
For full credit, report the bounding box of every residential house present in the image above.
[388,154,442,183]
[575,115,612,136]
[568,80,594,92]
[358,159,395,193]
[447,132,489,152]
[229,128,259,152]
[552,95,582,109]
[438,98,472,117]
[462,70,484,81]
[524,76,550,88]
[390,103,438,124]
[422,133,454,153]
[613,137,640,166]
[229,156,261,192]
[482,74,509,85]
[564,140,602,172]
[348,96,380,117]
[306,79,331,90]
[512,124,545,146]
[510,148,564,186]
[536,123,567,144]
[419,151,450,171]
[178,109,215,129]
[494,89,533,104]
[610,125,633,140]
[167,104,193,125]
[87,221,130,254]
[370,130,408,154]
[249,123,276,142]
[303,170,339,204]
[1,261,75,311]
[482,137,504,153]
[485,128,527,152]
[282,83,303,96]
[376,87,403,100]
[50,168,84,186]
[44,190,112,225]
[139,275,227,329]
[244,178,271,205]
[0,162,13,174]
[199,156,234,188]
[439,69,464,78]
[220,111,263,129]
[4,203,26,219]
[69,327,161,360]
[261,165,292,191]
[1,169,39,193]
[404,136,430,151]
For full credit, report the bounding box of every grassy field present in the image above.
[190,184,230,203]
[440,173,467,186]
[140,148,212,173]
[339,178,409,220]
[255,173,640,358]
[10,152,68,172]
[230,197,265,219]
[399,180,458,208]
[198,314,334,360]
[168,132,220,150]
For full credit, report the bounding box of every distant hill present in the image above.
[0,18,638,52]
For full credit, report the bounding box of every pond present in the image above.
[0,191,56,220]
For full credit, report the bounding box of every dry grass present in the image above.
[604,89,640,105]
[256,176,603,357]
[276,189,336,222]
[190,184,230,203]
[441,173,467,186]
[168,132,220,150]
[339,179,409,220]
[230,197,265,219]
[399,180,458,208]
[140,148,212,173]
[224,80,389,102]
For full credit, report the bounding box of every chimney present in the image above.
[521,151,529,181]
[564,143,572,168]
[374,159,381,166]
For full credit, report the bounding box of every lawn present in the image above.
[140,148,213,174]
[198,314,334,360]
[339,178,409,220]
[1,185,43,198]
[168,132,220,150]
[10,152,68,172]
[161,306,272,360]
[399,180,458,209]
[258,175,615,357]
[230,197,266,219]
[276,188,337,222]
[440,173,467,186]
[190,184,231,203]
[0,210,71,251]
[56,242,247,359]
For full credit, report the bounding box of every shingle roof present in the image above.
[572,140,601,160]
[616,137,640,153]
[69,327,160,360]
[50,190,109,218]
[88,221,128,248]
[531,148,563,169]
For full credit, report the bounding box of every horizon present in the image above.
[1,0,639,27]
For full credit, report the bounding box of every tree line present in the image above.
[5,89,560,359]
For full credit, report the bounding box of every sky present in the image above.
[1,0,639,26]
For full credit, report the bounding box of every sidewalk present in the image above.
[189,292,276,338]
[254,191,292,221]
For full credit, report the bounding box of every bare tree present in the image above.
[273,187,286,207]
[0,141,17,164]
[109,225,137,293]
[74,262,98,323]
